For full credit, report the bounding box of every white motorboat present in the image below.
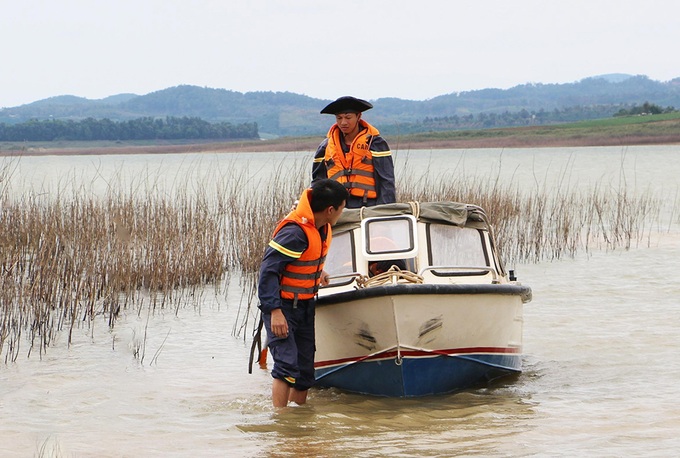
[314,202,532,397]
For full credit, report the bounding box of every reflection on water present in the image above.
[238,376,539,458]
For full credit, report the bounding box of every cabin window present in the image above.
[427,224,489,272]
[323,231,355,286]
[363,216,417,258]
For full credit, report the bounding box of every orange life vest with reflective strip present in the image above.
[270,189,331,301]
[324,120,380,200]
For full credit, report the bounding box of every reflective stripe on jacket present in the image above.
[269,188,331,301]
[324,120,381,200]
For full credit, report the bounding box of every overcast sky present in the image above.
[2,0,679,108]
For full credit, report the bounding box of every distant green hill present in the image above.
[2,74,680,138]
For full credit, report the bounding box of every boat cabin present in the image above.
[320,202,509,296]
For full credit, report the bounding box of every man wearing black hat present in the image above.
[312,96,396,208]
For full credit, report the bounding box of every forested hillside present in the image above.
[0,116,258,142]
[2,74,679,139]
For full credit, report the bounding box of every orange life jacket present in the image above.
[269,188,332,301]
[324,120,380,200]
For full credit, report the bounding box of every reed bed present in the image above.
[0,185,227,361]
[397,169,661,263]
[0,156,662,361]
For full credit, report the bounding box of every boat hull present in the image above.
[314,284,529,397]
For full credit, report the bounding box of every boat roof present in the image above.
[332,201,489,234]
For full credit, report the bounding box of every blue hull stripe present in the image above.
[315,353,521,397]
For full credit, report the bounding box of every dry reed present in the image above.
[0,156,662,360]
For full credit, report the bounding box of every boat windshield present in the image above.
[324,231,355,282]
[428,224,488,268]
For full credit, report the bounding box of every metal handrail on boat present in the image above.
[322,272,362,288]
[418,266,499,283]
[326,273,362,281]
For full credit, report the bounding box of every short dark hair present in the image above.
[310,179,349,212]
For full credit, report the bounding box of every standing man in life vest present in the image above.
[258,179,349,408]
[312,96,396,208]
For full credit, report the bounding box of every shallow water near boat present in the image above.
[2,145,680,456]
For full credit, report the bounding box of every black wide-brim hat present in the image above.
[320,96,373,114]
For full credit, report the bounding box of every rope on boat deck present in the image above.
[356,266,424,288]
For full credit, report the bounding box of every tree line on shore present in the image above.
[613,101,676,117]
[1,103,676,142]
[0,116,259,142]
[383,102,678,135]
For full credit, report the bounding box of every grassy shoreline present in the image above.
[3,113,680,157]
